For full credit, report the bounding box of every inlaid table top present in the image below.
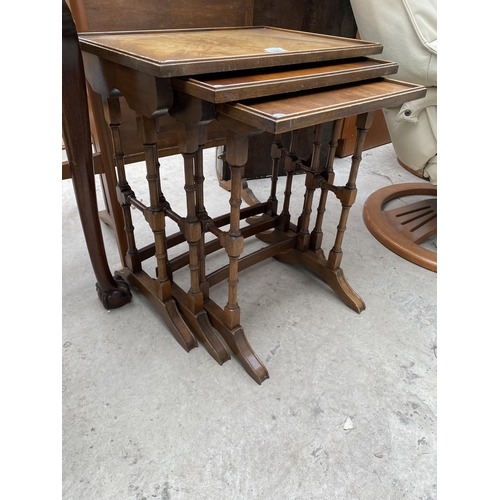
[78,26,383,77]
[216,78,427,134]
[172,58,398,103]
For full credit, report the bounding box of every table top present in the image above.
[172,58,398,103]
[79,26,382,78]
[216,78,427,134]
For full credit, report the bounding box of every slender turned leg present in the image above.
[135,114,197,351]
[137,116,171,299]
[194,145,210,299]
[182,151,205,311]
[246,133,282,228]
[180,137,231,364]
[225,164,244,330]
[266,134,283,216]
[206,130,269,383]
[327,112,373,272]
[62,7,131,309]
[166,94,230,362]
[172,122,230,364]
[104,97,142,274]
[301,111,374,313]
[310,119,342,253]
[259,116,372,313]
[279,130,300,232]
[296,124,324,250]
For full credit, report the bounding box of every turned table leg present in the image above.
[194,143,210,300]
[317,112,375,312]
[173,122,231,364]
[327,113,373,272]
[255,115,373,314]
[104,97,142,273]
[115,113,197,352]
[266,134,283,216]
[310,119,343,253]
[279,130,300,232]
[205,129,269,384]
[296,124,324,250]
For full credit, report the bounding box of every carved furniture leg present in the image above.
[275,114,372,313]
[310,119,343,253]
[87,87,129,267]
[257,116,372,313]
[206,130,269,384]
[245,133,283,227]
[216,145,261,207]
[194,143,210,299]
[122,113,197,352]
[321,112,375,311]
[104,97,142,273]
[266,134,283,216]
[279,130,300,231]
[327,113,373,269]
[62,2,131,310]
[173,122,231,364]
[218,175,262,207]
[296,124,324,250]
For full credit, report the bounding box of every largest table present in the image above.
[79,27,426,383]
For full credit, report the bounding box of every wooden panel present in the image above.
[173,58,397,103]
[79,0,254,31]
[79,27,382,78]
[337,109,391,157]
[116,97,226,162]
[217,128,315,181]
[253,0,357,38]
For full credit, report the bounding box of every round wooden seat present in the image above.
[362,182,437,272]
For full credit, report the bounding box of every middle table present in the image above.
[80,27,426,383]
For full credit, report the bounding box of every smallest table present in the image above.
[188,77,425,383]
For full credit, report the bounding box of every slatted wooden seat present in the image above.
[363,183,437,272]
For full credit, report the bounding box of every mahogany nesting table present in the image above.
[79,27,426,384]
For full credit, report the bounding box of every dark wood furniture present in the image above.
[63,0,392,266]
[244,6,390,162]
[65,0,251,267]
[62,0,132,309]
[78,26,425,383]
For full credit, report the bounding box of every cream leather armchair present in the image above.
[349,0,437,184]
[350,0,437,271]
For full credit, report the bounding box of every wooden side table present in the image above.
[210,79,425,382]
[79,27,425,383]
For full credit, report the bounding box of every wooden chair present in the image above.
[62,0,132,308]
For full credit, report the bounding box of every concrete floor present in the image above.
[62,143,437,500]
